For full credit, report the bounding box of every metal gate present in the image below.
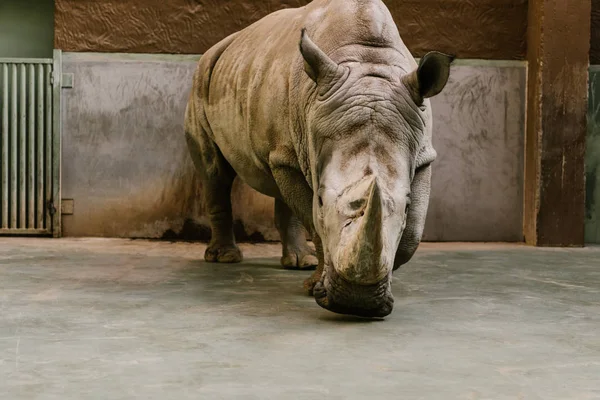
[0,50,61,237]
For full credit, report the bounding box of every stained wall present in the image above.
[587,69,600,243]
[60,54,525,241]
[60,54,277,240]
[588,1,600,243]
[591,0,600,64]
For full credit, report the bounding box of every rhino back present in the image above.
[203,6,305,166]
[199,0,415,195]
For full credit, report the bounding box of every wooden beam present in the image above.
[524,0,591,246]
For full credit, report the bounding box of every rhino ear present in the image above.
[403,51,455,103]
[299,28,341,85]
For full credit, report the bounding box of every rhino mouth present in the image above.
[313,265,394,318]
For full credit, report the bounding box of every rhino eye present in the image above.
[349,198,366,211]
[318,196,323,207]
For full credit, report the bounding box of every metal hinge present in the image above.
[61,73,74,88]
[49,72,74,88]
[47,201,57,216]
[61,199,74,215]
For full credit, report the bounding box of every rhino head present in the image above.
[299,30,454,318]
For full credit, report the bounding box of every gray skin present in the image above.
[184,0,453,318]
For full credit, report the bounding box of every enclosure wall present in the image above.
[590,0,600,64]
[0,0,54,58]
[59,54,525,241]
[54,0,528,60]
[588,1,600,243]
[588,69,600,243]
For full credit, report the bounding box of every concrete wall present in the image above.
[60,53,525,242]
[587,68,600,244]
[588,6,600,244]
[0,0,54,58]
[591,0,600,64]
[426,61,525,241]
[60,53,277,240]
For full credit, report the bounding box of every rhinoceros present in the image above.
[184,0,453,317]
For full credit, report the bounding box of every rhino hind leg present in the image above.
[274,199,317,270]
[185,127,242,264]
[199,160,242,264]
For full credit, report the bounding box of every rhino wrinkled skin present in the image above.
[185,0,453,317]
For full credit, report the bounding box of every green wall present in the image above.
[587,68,600,243]
[0,0,54,58]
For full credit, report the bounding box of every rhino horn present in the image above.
[299,28,344,92]
[336,179,386,285]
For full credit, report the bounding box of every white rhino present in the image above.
[185,0,453,317]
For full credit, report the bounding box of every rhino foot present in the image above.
[281,249,318,270]
[303,274,319,296]
[205,244,243,263]
[303,264,324,296]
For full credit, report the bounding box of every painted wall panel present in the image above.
[591,0,600,64]
[60,54,525,241]
[0,0,54,58]
[426,63,526,241]
[587,68,600,243]
[60,54,277,240]
[589,4,600,243]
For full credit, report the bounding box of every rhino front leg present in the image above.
[269,153,324,294]
[303,234,325,296]
[185,129,243,264]
[394,163,433,269]
[275,199,318,270]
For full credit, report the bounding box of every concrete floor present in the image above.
[1,239,599,399]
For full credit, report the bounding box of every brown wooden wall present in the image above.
[524,0,590,247]
[54,0,528,59]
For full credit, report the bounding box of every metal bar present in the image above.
[1,64,8,229]
[19,64,26,228]
[10,64,17,229]
[0,58,53,65]
[36,64,44,229]
[28,64,35,229]
[0,56,60,236]
[0,228,50,235]
[52,50,62,237]
[44,64,52,230]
